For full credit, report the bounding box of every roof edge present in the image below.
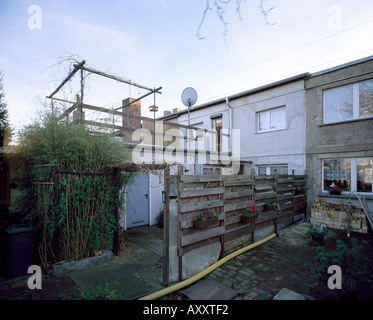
[158,72,310,120]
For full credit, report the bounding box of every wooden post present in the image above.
[112,168,120,256]
[163,167,170,287]
[177,174,183,282]
[52,167,59,205]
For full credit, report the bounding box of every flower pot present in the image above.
[241,215,258,224]
[194,218,219,229]
[329,190,341,195]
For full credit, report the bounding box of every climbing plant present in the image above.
[14,112,133,267]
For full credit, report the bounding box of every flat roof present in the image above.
[308,55,373,78]
[158,72,310,120]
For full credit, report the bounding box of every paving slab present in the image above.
[69,261,159,300]
[273,288,306,300]
[181,278,238,300]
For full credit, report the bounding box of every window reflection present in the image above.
[359,80,373,118]
[323,159,351,191]
[357,158,372,193]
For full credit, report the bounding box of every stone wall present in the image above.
[310,198,369,234]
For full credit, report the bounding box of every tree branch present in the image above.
[259,0,276,26]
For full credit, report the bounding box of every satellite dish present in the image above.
[181,87,198,108]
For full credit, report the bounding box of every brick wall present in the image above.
[122,97,141,141]
[310,198,369,234]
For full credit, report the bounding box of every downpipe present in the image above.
[138,233,277,300]
[225,97,233,157]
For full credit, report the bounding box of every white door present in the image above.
[126,172,149,228]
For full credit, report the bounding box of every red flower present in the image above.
[332,185,340,190]
[247,206,255,214]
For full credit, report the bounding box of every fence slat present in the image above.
[224,200,255,212]
[179,187,224,198]
[181,226,225,247]
[180,175,223,183]
[225,190,253,199]
[179,199,225,214]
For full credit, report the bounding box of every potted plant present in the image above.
[263,200,275,211]
[193,207,221,229]
[241,206,260,223]
[295,181,306,195]
[328,184,341,195]
[306,224,329,245]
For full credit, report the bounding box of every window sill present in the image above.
[320,116,373,127]
[317,192,373,200]
[256,128,287,134]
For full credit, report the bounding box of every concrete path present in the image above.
[69,226,164,300]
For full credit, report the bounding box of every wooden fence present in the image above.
[174,172,307,280]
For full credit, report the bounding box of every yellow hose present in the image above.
[138,233,277,300]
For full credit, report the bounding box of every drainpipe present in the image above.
[225,97,233,156]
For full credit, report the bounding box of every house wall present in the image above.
[305,57,373,214]
[175,80,306,175]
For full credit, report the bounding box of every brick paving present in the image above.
[207,222,373,300]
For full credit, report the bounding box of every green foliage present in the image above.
[14,112,132,264]
[79,280,128,300]
[306,224,329,238]
[0,72,12,146]
[311,238,369,297]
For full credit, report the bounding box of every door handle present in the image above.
[144,194,148,199]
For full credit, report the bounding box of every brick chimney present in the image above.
[122,97,141,141]
[164,110,171,116]
[173,108,181,113]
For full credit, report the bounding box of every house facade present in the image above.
[159,73,309,176]
[159,55,373,232]
[305,56,373,214]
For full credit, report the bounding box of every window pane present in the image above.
[270,165,288,175]
[359,80,373,118]
[258,167,267,175]
[270,109,286,129]
[258,113,267,131]
[212,118,222,152]
[323,159,351,191]
[324,86,353,123]
[357,158,372,193]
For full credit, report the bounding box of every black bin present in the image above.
[2,224,35,278]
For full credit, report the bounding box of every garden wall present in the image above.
[310,198,369,234]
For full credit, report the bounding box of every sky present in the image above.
[1,0,373,139]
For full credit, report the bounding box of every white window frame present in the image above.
[323,79,373,124]
[256,164,288,176]
[256,107,286,133]
[211,117,223,152]
[322,158,373,195]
